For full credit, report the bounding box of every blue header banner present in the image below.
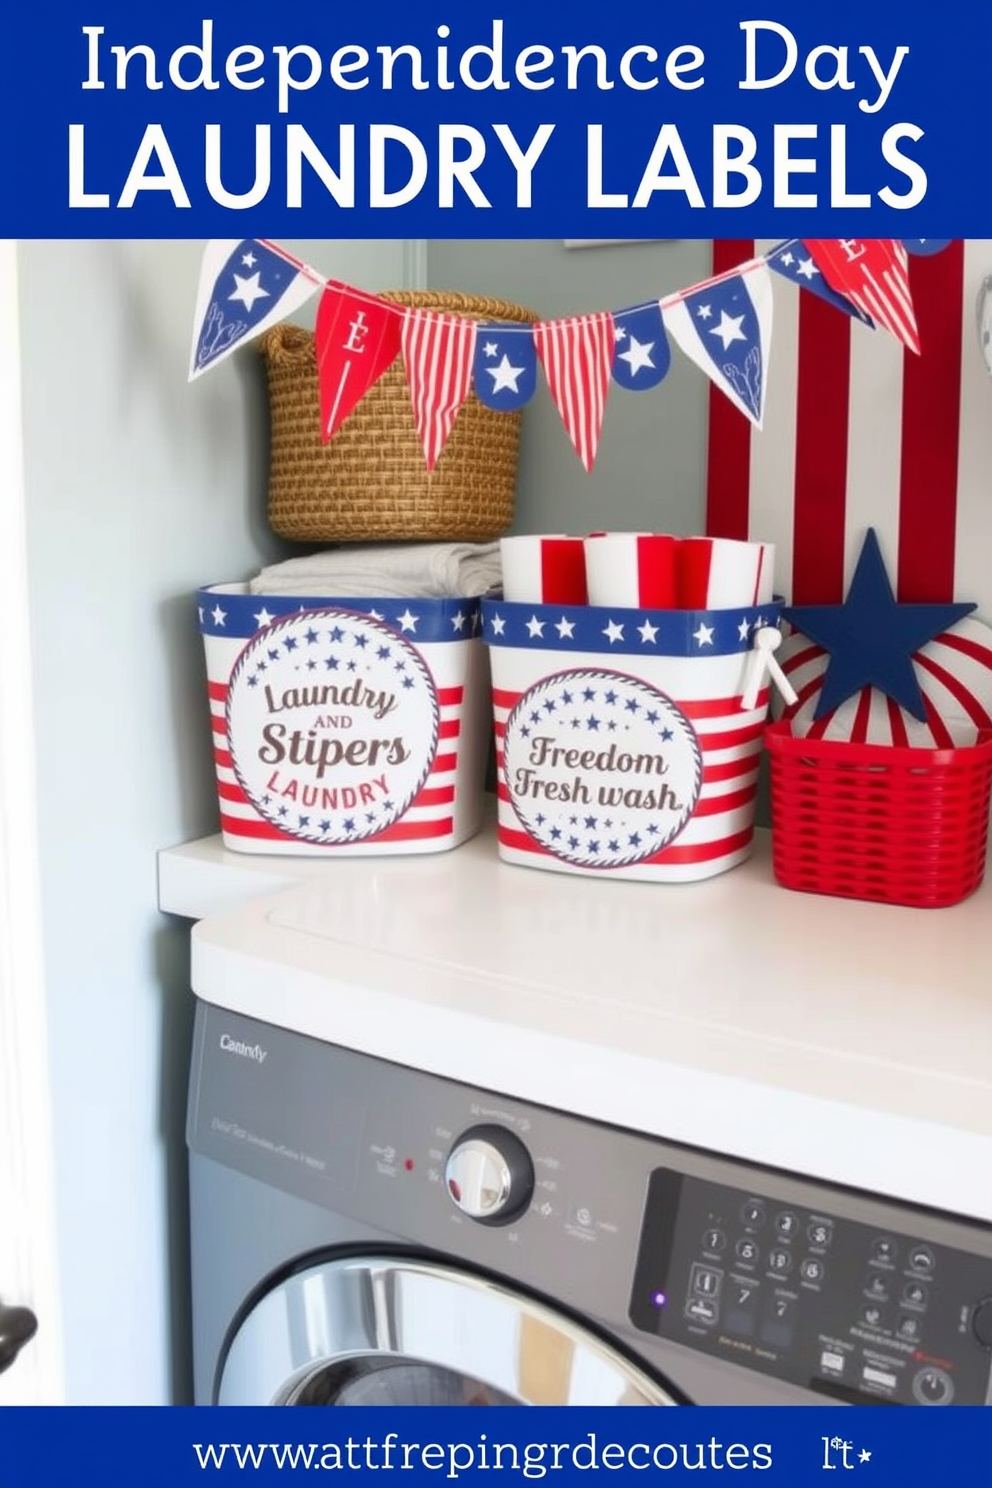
[0,1,988,236]
[0,1406,991,1485]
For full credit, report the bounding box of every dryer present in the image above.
[179,827,992,1408]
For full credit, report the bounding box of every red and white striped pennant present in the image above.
[400,309,477,471]
[802,239,920,354]
[534,311,615,472]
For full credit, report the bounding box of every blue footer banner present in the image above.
[1,0,991,235]
[0,1409,989,1487]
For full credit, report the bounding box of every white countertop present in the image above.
[162,822,992,1225]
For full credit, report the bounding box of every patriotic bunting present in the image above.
[400,309,478,471]
[189,239,322,380]
[189,237,944,472]
[473,323,537,411]
[611,302,671,391]
[314,281,401,442]
[662,262,773,428]
[801,238,920,354]
[534,312,615,473]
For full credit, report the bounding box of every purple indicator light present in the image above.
[652,1291,667,1308]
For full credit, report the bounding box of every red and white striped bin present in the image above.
[482,597,782,883]
[197,584,491,856]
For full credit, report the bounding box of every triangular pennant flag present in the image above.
[315,281,401,442]
[662,262,773,428]
[473,323,538,410]
[533,312,614,471]
[801,239,920,354]
[766,239,873,326]
[189,239,322,380]
[400,310,478,471]
[611,301,671,390]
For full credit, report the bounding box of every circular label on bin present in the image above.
[501,668,702,869]
[226,608,439,845]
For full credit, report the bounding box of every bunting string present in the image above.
[189,238,949,472]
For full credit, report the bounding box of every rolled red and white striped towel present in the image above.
[499,534,588,604]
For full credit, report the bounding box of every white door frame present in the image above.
[0,239,64,1403]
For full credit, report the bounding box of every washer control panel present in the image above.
[631,1169,992,1405]
[189,1002,992,1406]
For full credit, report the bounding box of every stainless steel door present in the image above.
[217,1256,682,1406]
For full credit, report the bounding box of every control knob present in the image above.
[912,1366,954,1405]
[971,1297,992,1350]
[444,1125,535,1225]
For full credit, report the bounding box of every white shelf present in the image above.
[163,823,992,1223]
[158,830,366,921]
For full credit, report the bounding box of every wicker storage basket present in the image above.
[258,290,539,544]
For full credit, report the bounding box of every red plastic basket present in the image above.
[765,722,992,909]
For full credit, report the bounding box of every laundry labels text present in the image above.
[225,609,440,848]
[501,670,704,871]
[68,18,930,213]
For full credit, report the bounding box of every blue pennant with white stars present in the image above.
[783,529,976,722]
[472,322,538,410]
[661,263,773,427]
[611,302,671,391]
[189,239,322,380]
[767,239,873,325]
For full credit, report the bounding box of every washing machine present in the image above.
[181,828,992,1408]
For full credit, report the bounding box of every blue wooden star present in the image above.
[783,529,975,722]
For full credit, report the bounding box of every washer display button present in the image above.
[741,1200,766,1228]
[871,1238,898,1265]
[767,1248,793,1275]
[807,1221,833,1248]
[863,1364,897,1392]
[701,1228,726,1254]
[862,1304,885,1329]
[761,1297,796,1350]
[800,1258,825,1284]
[902,1281,929,1309]
[691,1264,723,1298]
[775,1211,800,1238]
[908,1246,936,1276]
[725,1281,760,1338]
[736,1238,760,1265]
[866,1274,890,1300]
[897,1314,922,1342]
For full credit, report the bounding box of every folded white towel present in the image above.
[249,542,502,600]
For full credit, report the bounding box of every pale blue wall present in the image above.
[16,239,412,1404]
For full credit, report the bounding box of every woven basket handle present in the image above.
[258,324,314,365]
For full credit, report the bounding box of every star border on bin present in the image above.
[782,528,975,722]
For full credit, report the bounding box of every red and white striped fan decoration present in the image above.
[776,615,992,748]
